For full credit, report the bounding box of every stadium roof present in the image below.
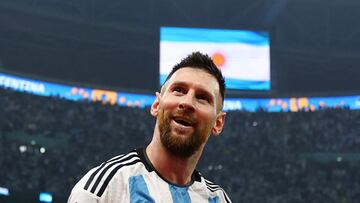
[1,0,360,97]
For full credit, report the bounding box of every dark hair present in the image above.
[164,51,226,103]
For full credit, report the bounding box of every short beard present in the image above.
[158,109,208,158]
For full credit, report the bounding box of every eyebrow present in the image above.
[169,81,187,89]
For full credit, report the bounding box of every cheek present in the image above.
[198,110,217,126]
[160,97,179,110]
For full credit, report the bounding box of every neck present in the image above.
[146,127,204,185]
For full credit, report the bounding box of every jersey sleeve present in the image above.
[67,168,102,203]
[220,189,232,203]
[67,161,131,203]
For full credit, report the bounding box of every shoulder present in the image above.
[68,149,144,203]
[200,175,232,203]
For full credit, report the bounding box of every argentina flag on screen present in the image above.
[159,27,270,90]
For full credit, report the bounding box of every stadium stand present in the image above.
[1,88,360,203]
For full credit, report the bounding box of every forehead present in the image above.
[164,67,220,95]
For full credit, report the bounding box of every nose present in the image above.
[178,93,195,112]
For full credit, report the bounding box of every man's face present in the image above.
[152,67,225,158]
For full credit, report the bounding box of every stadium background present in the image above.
[1,0,360,202]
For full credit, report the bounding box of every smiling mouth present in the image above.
[174,119,192,127]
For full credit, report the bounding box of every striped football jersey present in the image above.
[68,148,232,203]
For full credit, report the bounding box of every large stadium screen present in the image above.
[159,27,270,90]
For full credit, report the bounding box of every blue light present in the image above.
[0,186,9,196]
[39,192,53,203]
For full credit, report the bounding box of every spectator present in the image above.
[1,88,360,202]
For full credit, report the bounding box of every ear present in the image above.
[211,112,226,136]
[150,92,161,117]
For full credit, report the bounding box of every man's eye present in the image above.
[197,95,210,103]
[173,87,185,93]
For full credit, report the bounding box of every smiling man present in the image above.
[68,52,232,203]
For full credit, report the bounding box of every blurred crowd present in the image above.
[1,88,360,203]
